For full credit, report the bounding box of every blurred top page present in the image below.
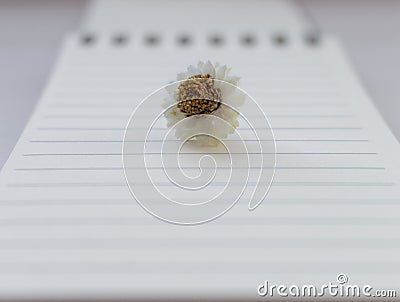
[83,0,307,33]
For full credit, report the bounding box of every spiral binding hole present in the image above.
[241,34,256,46]
[209,35,224,46]
[112,33,129,46]
[145,34,161,46]
[304,32,321,46]
[80,33,96,45]
[272,33,287,46]
[177,35,192,46]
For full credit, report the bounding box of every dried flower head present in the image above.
[177,74,222,116]
[163,61,244,145]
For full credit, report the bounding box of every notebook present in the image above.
[0,0,399,300]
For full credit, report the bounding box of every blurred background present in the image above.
[0,0,399,167]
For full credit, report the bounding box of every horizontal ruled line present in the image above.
[43,114,355,119]
[6,182,396,188]
[0,216,398,226]
[0,198,398,206]
[14,166,385,171]
[36,127,363,131]
[49,102,348,108]
[0,262,399,276]
[29,139,370,143]
[53,91,343,97]
[22,152,377,156]
[0,237,399,249]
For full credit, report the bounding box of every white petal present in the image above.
[187,65,200,77]
[203,60,216,77]
[165,85,177,97]
[226,75,240,86]
[220,83,236,98]
[176,72,187,80]
[216,65,227,81]
[230,93,245,107]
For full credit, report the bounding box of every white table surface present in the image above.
[0,0,399,168]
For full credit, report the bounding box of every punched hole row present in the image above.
[80,32,321,47]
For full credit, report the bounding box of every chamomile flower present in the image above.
[163,61,244,145]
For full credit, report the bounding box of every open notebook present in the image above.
[0,0,399,300]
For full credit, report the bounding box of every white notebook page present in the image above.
[0,30,399,300]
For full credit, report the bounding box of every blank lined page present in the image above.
[0,30,399,300]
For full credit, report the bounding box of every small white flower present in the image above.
[163,61,244,146]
